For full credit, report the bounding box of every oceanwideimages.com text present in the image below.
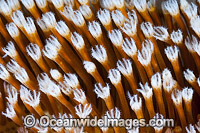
[24,115,174,130]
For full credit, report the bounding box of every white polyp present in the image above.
[128,127,139,133]
[83,61,96,74]
[35,0,47,9]
[61,5,74,21]
[14,68,29,84]
[111,10,125,27]
[6,59,21,74]
[140,22,154,38]
[63,73,79,89]
[73,89,86,104]
[21,86,40,107]
[151,72,162,89]
[122,38,137,57]
[171,89,182,105]
[78,0,88,5]
[197,77,200,88]
[191,35,199,52]
[137,83,153,99]
[190,16,200,36]
[26,43,41,61]
[51,0,64,9]
[101,126,109,133]
[108,29,123,47]
[55,20,70,37]
[182,87,193,102]
[185,36,195,52]
[121,19,137,36]
[115,0,125,9]
[127,9,138,23]
[79,5,92,20]
[100,0,115,11]
[0,64,10,80]
[193,38,200,56]
[6,85,18,105]
[186,124,196,133]
[180,0,189,10]
[71,32,85,50]
[34,119,48,132]
[73,127,84,133]
[195,120,200,132]
[20,85,29,101]
[64,0,74,7]
[133,0,147,12]
[163,0,179,16]
[71,10,85,27]
[170,29,183,44]
[60,83,72,96]
[38,74,51,90]
[6,22,20,38]
[23,17,36,35]
[11,10,26,28]
[37,19,50,32]
[21,0,35,9]
[42,12,57,29]
[183,69,195,83]
[37,73,51,94]
[2,41,17,59]
[0,0,12,16]
[7,0,20,11]
[75,104,92,118]
[184,3,197,20]
[161,1,168,14]
[50,69,62,81]
[162,68,173,81]
[137,44,152,66]
[97,9,111,26]
[162,73,175,92]
[165,46,179,62]
[46,36,61,51]
[59,113,73,119]
[153,26,169,41]
[91,45,108,64]
[147,0,155,11]
[128,92,142,112]
[51,124,63,132]
[153,113,164,132]
[142,39,154,52]
[116,58,133,77]
[88,21,102,39]
[42,42,58,60]
[125,0,134,10]
[2,103,16,119]
[108,68,121,85]
[38,73,61,97]
[94,83,110,99]
[106,107,120,119]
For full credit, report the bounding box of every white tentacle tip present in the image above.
[108,68,121,85]
[75,104,92,118]
[106,107,120,119]
[182,87,193,102]
[94,83,110,99]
